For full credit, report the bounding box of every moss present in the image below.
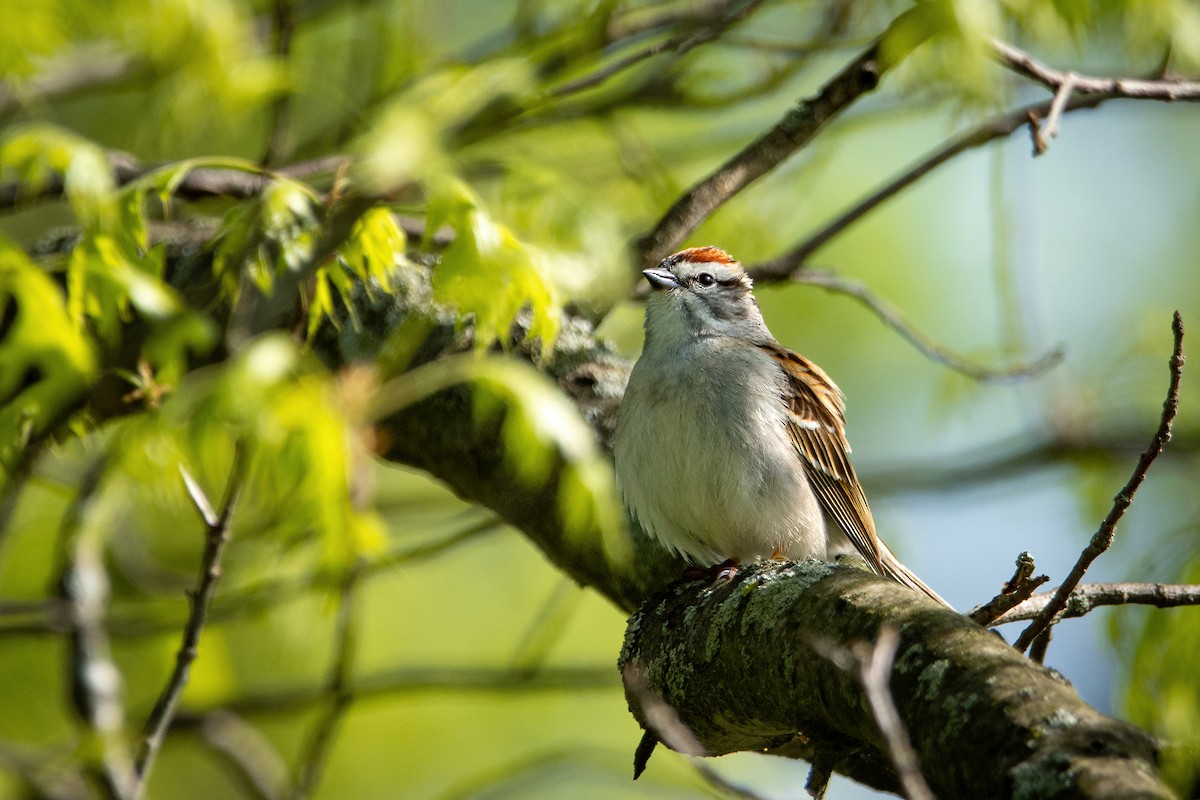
[618,608,643,666]
[936,689,982,748]
[914,658,949,702]
[1039,708,1081,733]
[1010,752,1074,800]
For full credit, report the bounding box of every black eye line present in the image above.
[691,273,734,289]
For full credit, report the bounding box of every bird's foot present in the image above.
[682,558,740,583]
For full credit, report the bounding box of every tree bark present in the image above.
[620,560,1173,799]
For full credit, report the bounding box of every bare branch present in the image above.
[1014,312,1186,653]
[56,457,136,800]
[0,152,347,211]
[1033,72,1079,154]
[815,628,935,800]
[766,266,1063,382]
[993,39,1200,102]
[261,0,297,166]
[993,582,1200,626]
[172,666,616,721]
[549,0,767,97]
[751,93,1117,275]
[201,711,286,800]
[622,561,1171,797]
[968,552,1050,626]
[132,448,246,797]
[0,516,502,639]
[635,42,884,268]
[0,48,146,118]
[288,560,364,800]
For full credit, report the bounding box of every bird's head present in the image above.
[641,247,768,345]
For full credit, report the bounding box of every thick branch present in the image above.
[620,561,1172,799]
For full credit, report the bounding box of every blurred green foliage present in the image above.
[1,1,1199,798]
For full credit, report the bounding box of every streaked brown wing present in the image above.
[758,343,885,575]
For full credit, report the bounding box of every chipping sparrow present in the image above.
[614,246,948,606]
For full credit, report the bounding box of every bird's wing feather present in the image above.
[760,342,950,606]
[758,343,885,574]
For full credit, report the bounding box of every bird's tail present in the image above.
[876,540,952,609]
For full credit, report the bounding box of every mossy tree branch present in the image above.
[620,561,1172,799]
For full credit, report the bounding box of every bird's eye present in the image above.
[696,272,716,287]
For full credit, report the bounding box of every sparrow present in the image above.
[614,246,947,606]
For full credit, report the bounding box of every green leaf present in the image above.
[140,310,218,387]
[352,58,534,192]
[115,334,364,565]
[427,180,560,353]
[881,0,1003,104]
[313,207,412,338]
[211,176,321,301]
[67,231,175,344]
[0,238,97,480]
[0,123,116,228]
[338,206,407,286]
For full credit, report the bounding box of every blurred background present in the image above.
[1,1,1199,798]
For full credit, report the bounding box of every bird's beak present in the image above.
[642,268,680,291]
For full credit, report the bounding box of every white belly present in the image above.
[614,342,826,564]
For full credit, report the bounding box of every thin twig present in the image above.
[261,0,296,166]
[992,39,1200,102]
[0,48,146,118]
[693,761,771,800]
[1013,312,1185,653]
[0,153,347,211]
[1028,625,1052,664]
[815,629,935,800]
[860,629,935,800]
[621,661,705,779]
[131,448,247,797]
[751,93,1117,274]
[968,552,1050,626]
[201,711,286,800]
[172,665,616,722]
[0,516,502,639]
[1035,72,1079,154]
[288,559,364,800]
[991,581,1200,626]
[780,267,1063,382]
[549,0,766,97]
[805,755,833,799]
[56,457,136,800]
[635,41,884,268]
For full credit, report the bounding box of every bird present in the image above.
[614,246,948,606]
